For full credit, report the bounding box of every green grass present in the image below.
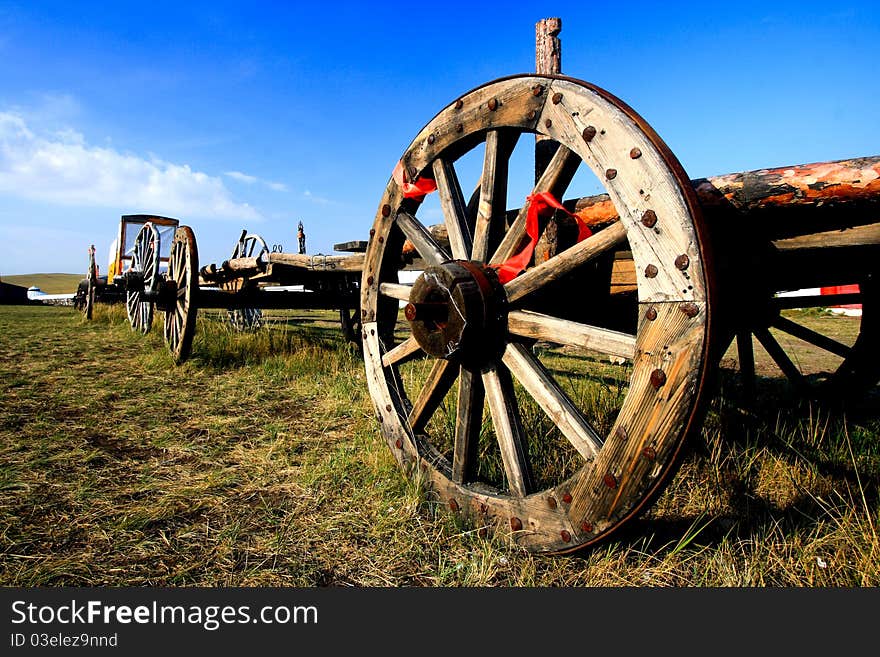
[1,273,84,295]
[0,303,877,586]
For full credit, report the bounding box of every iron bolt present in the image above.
[544,118,552,128]
[681,302,699,318]
[455,99,464,110]
[645,306,658,321]
[427,134,435,145]
[456,123,464,133]
[582,126,597,142]
[650,369,667,389]
[645,264,658,278]
[642,446,657,461]
[510,517,523,531]
[532,84,544,96]
[606,168,617,180]
[547,497,557,509]
[603,473,618,489]
[562,492,572,504]
[630,147,642,159]
[560,530,571,542]
[581,521,593,533]
[675,254,690,270]
[487,98,498,111]
[552,92,563,104]
[641,209,657,227]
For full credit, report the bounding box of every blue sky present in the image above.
[1,1,878,275]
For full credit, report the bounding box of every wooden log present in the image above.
[535,17,562,182]
[403,155,880,255]
[267,252,364,272]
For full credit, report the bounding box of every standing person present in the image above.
[297,221,306,254]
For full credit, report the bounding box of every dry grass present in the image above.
[1,303,877,586]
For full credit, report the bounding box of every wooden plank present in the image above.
[772,315,852,358]
[490,145,580,266]
[432,157,473,259]
[396,211,449,267]
[772,222,880,251]
[407,359,458,434]
[382,336,423,367]
[502,342,602,460]
[507,309,636,360]
[379,282,412,302]
[482,362,534,497]
[504,222,628,303]
[452,366,484,484]
[473,130,517,262]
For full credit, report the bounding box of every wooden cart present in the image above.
[121,20,879,554]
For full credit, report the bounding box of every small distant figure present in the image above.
[297,221,306,254]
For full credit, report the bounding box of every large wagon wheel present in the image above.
[126,222,160,334]
[226,232,268,330]
[361,75,714,553]
[164,226,199,364]
[732,275,879,400]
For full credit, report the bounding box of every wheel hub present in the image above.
[405,261,506,364]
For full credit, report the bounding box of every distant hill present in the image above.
[1,273,84,295]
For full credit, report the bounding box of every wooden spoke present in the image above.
[473,130,517,262]
[482,362,534,497]
[396,211,449,266]
[754,327,804,385]
[490,145,580,266]
[452,366,484,484]
[432,158,472,260]
[381,336,423,367]
[736,331,756,399]
[379,282,412,302]
[504,221,628,303]
[502,342,602,460]
[507,309,636,361]
[772,315,852,358]
[407,359,458,434]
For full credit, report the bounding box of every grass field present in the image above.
[1,303,877,586]
[1,273,83,295]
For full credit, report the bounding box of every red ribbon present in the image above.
[392,161,438,200]
[492,192,592,284]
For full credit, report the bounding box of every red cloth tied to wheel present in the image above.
[492,191,593,284]
[392,161,438,200]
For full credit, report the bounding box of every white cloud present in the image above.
[225,169,288,192]
[302,189,338,206]
[224,170,258,184]
[0,111,259,221]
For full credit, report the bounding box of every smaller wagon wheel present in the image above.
[126,222,160,334]
[164,226,199,364]
[226,232,268,330]
[733,274,879,400]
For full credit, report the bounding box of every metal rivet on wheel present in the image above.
[370,228,377,237]
[544,118,552,128]
[581,521,593,533]
[650,369,667,389]
[367,276,374,286]
[552,92,563,104]
[532,84,544,96]
[562,492,572,504]
[606,168,617,180]
[645,264,658,278]
[510,517,523,531]
[645,306,658,321]
[487,98,498,111]
[427,134,435,145]
[378,236,384,243]
[527,109,536,120]
[560,530,571,542]
[380,205,390,218]
[641,209,657,227]
[675,254,690,270]
[394,438,402,449]
[547,497,557,509]
[603,473,618,489]
[681,302,699,318]
[370,329,375,336]
[582,125,597,142]
[377,414,383,423]
[408,166,418,179]
[449,498,459,512]
[616,426,628,441]
[630,147,642,159]
[385,404,392,412]
[455,99,464,110]
[642,446,657,462]
[456,123,464,133]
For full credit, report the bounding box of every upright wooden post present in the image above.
[535,17,562,182]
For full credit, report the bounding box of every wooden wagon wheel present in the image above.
[164,226,199,364]
[733,274,879,400]
[226,232,267,330]
[126,222,160,334]
[361,74,714,553]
